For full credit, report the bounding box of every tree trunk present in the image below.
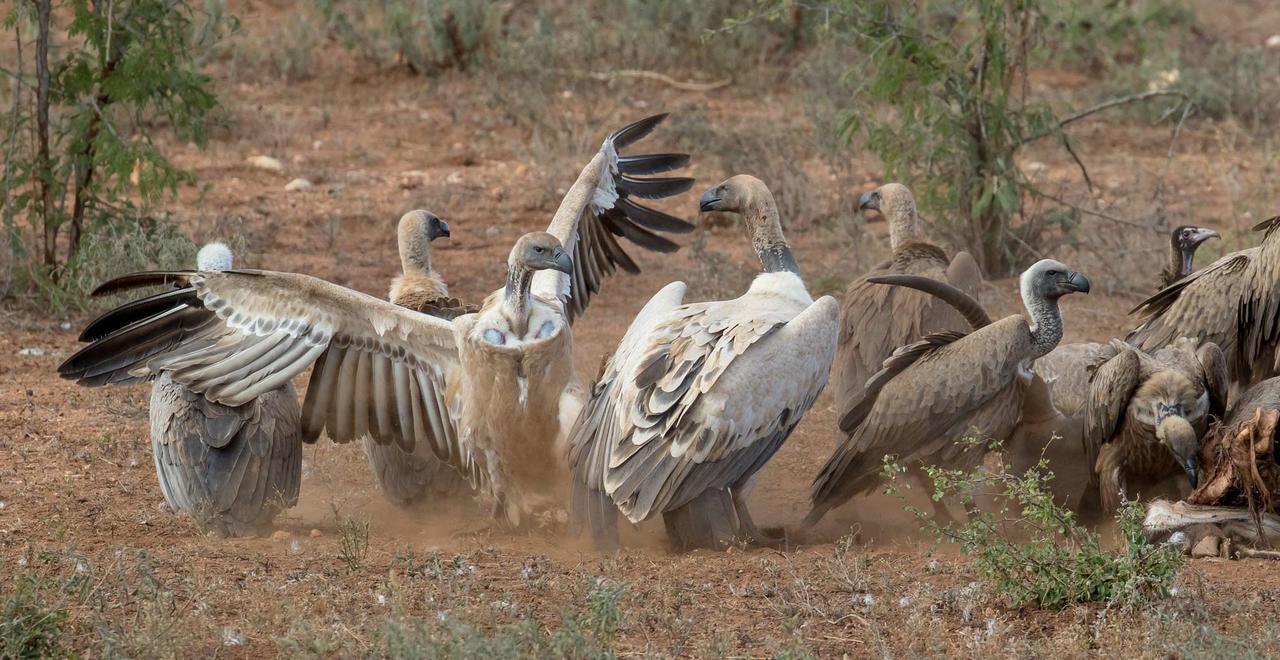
[33,0,55,269]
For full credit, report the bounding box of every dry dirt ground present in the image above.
[5,2,1280,657]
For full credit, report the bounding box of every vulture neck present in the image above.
[1162,244,1193,286]
[1022,287,1064,359]
[400,231,432,277]
[886,206,924,254]
[743,191,799,275]
[502,262,535,337]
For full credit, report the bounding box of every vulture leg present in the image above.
[570,477,619,553]
[730,487,790,549]
[662,489,737,551]
[913,467,961,527]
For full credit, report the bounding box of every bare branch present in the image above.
[565,69,731,92]
[1019,90,1190,147]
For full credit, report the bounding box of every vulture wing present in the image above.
[534,114,694,322]
[1196,341,1229,422]
[835,245,981,429]
[1082,347,1141,484]
[810,316,1033,522]
[570,284,838,535]
[59,269,482,486]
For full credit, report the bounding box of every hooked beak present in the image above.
[427,217,451,241]
[698,188,723,213]
[858,190,880,213]
[1182,458,1198,489]
[1190,227,1220,246]
[551,247,573,275]
[1062,271,1091,294]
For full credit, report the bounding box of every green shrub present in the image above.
[0,559,72,659]
[887,451,1183,610]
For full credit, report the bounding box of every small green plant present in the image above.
[314,0,509,75]
[886,451,1182,610]
[0,556,72,658]
[337,515,370,573]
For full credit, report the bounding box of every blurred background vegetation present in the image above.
[1,0,1278,308]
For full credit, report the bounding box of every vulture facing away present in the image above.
[1129,216,1280,389]
[807,259,1091,527]
[835,183,981,428]
[569,175,839,552]
[363,210,474,507]
[1084,337,1227,513]
[59,114,694,529]
[97,243,301,537]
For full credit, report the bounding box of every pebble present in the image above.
[18,347,45,357]
[59,321,72,331]
[246,155,284,172]
[284,178,313,192]
[1267,35,1280,49]
[446,171,464,185]
[309,529,323,538]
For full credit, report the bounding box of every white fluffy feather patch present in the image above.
[196,242,233,272]
[590,141,620,215]
[747,271,812,304]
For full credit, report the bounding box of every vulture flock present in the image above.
[54,112,1280,552]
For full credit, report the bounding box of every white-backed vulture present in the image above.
[363,210,474,507]
[1128,216,1280,389]
[569,175,839,552]
[1158,225,1218,290]
[59,114,695,529]
[1084,337,1227,513]
[807,259,1091,526]
[97,243,301,537]
[835,183,981,427]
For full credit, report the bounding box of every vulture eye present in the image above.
[533,246,545,254]
[1046,270,1059,277]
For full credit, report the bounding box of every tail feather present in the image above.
[662,488,736,550]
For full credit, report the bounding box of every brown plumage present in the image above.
[1128,216,1280,389]
[1156,225,1219,290]
[835,183,981,427]
[1085,338,1228,513]
[59,114,695,529]
[364,209,475,507]
[808,259,1091,527]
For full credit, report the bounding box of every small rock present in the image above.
[271,530,292,542]
[309,528,322,538]
[221,627,245,646]
[513,163,529,176]
[246,155,284,173]
[1266,35,1280,49]
[291,154,306,164]
[446,171,464,185]
[59,321,72,331]
[312,140,323,150]
[289,539,302,555]
[284,178,313,192]
[1191,535,1221,558]
[484,226,501,239]
[18,347,45,357]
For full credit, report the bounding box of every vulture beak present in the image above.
[551,247,573,275]
[1190,227,1220,246]
[698,187,724,213]
[1062,271,1091,294]
[1156,415,1199,490]
[1181,457,1199,489]
[858,190,881,213]
[428,217,451,241]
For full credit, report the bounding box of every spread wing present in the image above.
[59,269,480,486]
[1082,347,1141,488]
[811,316,1031,521]
[571,290,838,527]
[534,114,694,322]
[835,247,980,430]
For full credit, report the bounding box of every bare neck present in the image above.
[1024,294,1063,359]
[502,264,534,336]
[887,207,924,253]
[744,192,799,275]
[1160,244,1192,287]
[400,233,431,276]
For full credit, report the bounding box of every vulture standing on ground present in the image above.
[85,243,301,537]
[569,175,839,552]
[806,259,1091,527]
[363,209,474,506]
[834,183,981,433]
[1129,216,1280,389]
[1084,337,1227,513]
[59,114,694,529]
[1156,225,1219,289]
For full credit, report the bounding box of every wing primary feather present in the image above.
[79,287,198,341]
[617,153,689,175]
[614,198,694,234]
[609,113,668,149]
[616,175,695,199]
[90,271,195,297]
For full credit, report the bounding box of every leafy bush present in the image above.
[0,556,74,659]
[0,0,226,309]
[314,0,511,75]
[887,452,1183,610]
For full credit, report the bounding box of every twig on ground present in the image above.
[567,69,731,92]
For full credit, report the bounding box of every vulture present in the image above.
[834,183,981,426]
[569,175,839,552]
[1128,216,1280,389]
[1084,337,1227,513]
[98,243,300,537]
[1157,225,1218,289]
[59,114,694,529]
[363,210,474,506]
[807,259,1091,527]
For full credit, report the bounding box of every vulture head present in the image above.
[1171,225,1219,272]
[398,209,451,272]
[1136,370,1204,488]
[858,183,921,247]
[196,242,233,272]
[510,232,573,275]
[1020,259,1091,302]
[698,174,770,214]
